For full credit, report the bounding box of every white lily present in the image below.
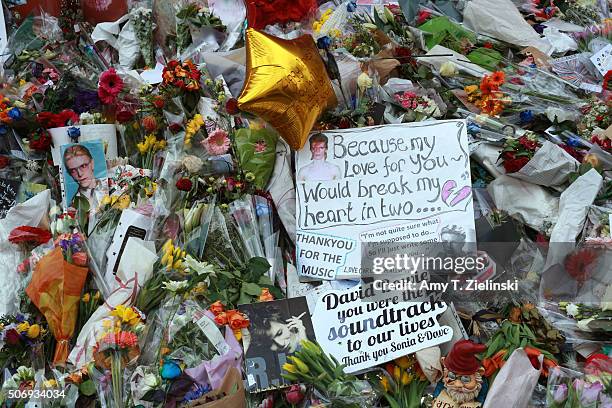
[162,280,189,293]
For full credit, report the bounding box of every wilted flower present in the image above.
[182,155,204,173]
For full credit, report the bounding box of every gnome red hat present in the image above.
[443,340,487,375]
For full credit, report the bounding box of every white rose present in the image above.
[357,72,373,92]
[565,303,579,318]
[142,373,160,393]
[439,61,458,77]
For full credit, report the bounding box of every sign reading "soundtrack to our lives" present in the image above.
[295,121,475,280]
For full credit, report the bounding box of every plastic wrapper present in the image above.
[546,365,612,407]
[229,195,265,259]
[25,246,89,366]
[507,141,580,189]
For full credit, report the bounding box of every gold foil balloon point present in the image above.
[238,28,337,150]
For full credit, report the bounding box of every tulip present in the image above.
[580,381,603,405]
[552,383,568,403]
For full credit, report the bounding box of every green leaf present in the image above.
[79,380,96,396]
[237,289,252,306]
[248,257,271,276]
[258,275,273,286]
[242,282,262,296]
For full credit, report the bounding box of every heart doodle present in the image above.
[441,180,472,207]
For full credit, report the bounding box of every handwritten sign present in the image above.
[295,121,475,280]
[312,280,453,373]
[0,178,20,219]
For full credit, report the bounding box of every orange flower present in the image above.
[509,307,522,323]
[162,71,175,83]
[209,301,225,316]
[482,349,506,377]
[490,71,505,86]
[259,288,274,302]
[174,66,188,78]
[214,312,228,325]
[227,310,250,330]
[480,77,496,95]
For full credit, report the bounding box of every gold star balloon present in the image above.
[238,28,337,150]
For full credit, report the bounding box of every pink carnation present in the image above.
[201,129,230,156]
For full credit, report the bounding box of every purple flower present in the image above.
[73,90,100,113]
[580,381,603,405]
[553,384,568,403]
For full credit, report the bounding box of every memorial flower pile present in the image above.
[0,0,610,407]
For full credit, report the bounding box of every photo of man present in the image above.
[297,134,341,182]
[62,141,108,211]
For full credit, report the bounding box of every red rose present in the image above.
[503,156,530,173]
[153,96,165,109]
[36,112,56,128]
[175,178,193,191]
[518,136,539,151]
[30,132,52,151]
[5,329,21,345]
[0,155,9,169]
[225,98,239,115]
[169,123,182,133]
[285,385,305,405]
[116,104,135,123]
[416,10,432,25]
[8,226,52,245]
[59,109,79,125]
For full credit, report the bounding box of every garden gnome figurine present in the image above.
[432,340,489,408]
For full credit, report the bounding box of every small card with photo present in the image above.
[239,297,315,393]
[60,140,109,211]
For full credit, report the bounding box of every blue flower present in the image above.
[347,1,357,12]
[519,110,534,124]
[161,360,182,380]
[317,36,332,50]
[67,127,81,143]
[567,136,582,147]
[8,108,22,121]
[183,384,211,402]
[467,122,481,135]
[0,125,7,135]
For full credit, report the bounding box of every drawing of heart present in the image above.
[441,180,472,207]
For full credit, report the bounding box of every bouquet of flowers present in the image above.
[499,134,542,173]
[92,305,145,408]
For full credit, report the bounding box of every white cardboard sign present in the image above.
[312,280,453,373]
[295,121,475,280]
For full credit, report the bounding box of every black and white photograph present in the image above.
[239,296,315,392]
